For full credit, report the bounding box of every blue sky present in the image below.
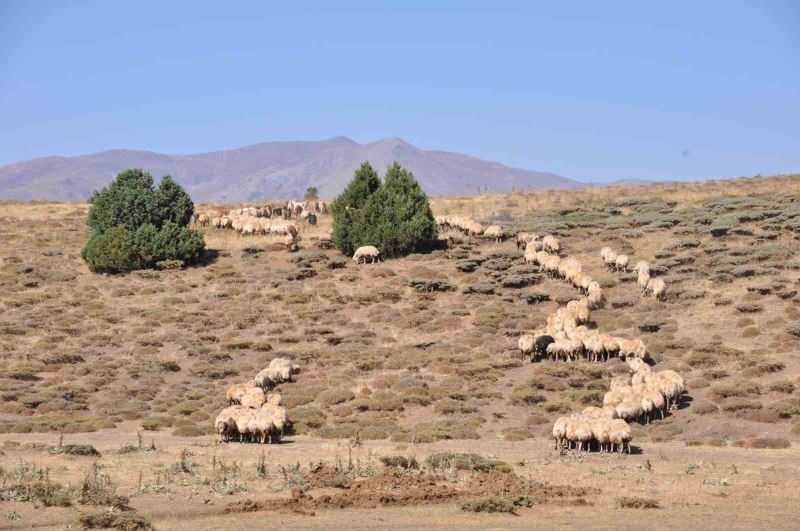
[1,1,798,183]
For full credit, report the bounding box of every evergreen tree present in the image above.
[153,175,194,228]
[87,168,156,233]
[331,162,381,256]
[359,162,438,258]
[82,169,205,273]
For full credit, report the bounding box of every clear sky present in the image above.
[1,1,798,183]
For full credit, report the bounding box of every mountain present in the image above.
[0,137,582,201]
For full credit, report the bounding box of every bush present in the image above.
[82,169,204,273]
[81,226,141,273]
[332,162,438,258]
[331,162,381,256]
[458,496,516,513]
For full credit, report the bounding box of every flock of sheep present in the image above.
[482,229,685,454]
[195,200,330,248]
[515,234,646,365]
[601,247,666,300]
[204,208,684,454]
[214,358,300,444]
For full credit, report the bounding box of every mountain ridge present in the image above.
[0,137,582,201]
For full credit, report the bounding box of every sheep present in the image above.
[590,418,612,452]
[646,277,667,300]
[234,408,257,443]
[468,223,484,236]
[534,334,555,361]
[269,358,300,376]
[542,235,560,254]
[632,260,650,275]
[610,375,630,391]
[618,338,648,361]
[614,254,629,271]
[633,261,651,292]
[211,216,222,229]
[255,367,283,390]
[582,406,604,418]
[572,418,594,451]
[226,381,257,405]
[609,419,632,453]
[483,225,505,243]
[518,334,535,361]
[353,245,381,264]
[516,232,538,250]
[600,247,617,269]
[615,400,643,423]
[587,283,604,309]
[261,402,289,441]
[215,405,244,442]
[552,416,569,449]
[241,387,266,409]
[198,214,210,227]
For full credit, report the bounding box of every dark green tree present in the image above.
[358,162,438,258]
[81,226,141,273]
[304,187,319,201]
[82,169,205,273]
[87,168,155,233]
[331,162,381,256]
[153,175,194,228]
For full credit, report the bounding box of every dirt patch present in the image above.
[226,464,591,513]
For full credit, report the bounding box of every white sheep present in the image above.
[542,235,560,254]
[353,245,381,264]
[646,277,667,300]
[483,225,505,243]
[609,419,632,453]
[614,254,629,271]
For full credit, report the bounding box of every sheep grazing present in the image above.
[600,247,617,269]
[241,387,266,409]
[552,416,569,449]
[618,337,648,361]
[587,282,604,309]
[518,334,535,361]
[609,419,632,453]
[226,381,257,405]
[542,235,560,254]
[516,232,538,250]
[269,358,300,381]
[483,225,505,243]
[614,254,629,271]
[255,367,283,390]
[645,277,667,300]
[215,405,244,442]
[353,245,381,264]
[554,415,630,453]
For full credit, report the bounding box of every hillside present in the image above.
[2,174,800,528]
[0,136,579,201]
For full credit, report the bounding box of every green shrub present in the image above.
[81,226,141,273]
[331,162,381,256]
[332,161,438,258]
[82,169,204,274]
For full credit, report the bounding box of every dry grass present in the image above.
[2,173,800,527]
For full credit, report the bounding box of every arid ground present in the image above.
[2,174,800,529]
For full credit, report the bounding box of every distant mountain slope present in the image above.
[0,136,582,201]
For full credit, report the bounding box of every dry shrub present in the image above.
[502,427,533,441]
[172,425,205,437]
[616,496,661,509]
[732,437,790,449]
[509,386,547,406]
[721,398,762,412]
[458,496,516,513]
[318,387,356,407]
